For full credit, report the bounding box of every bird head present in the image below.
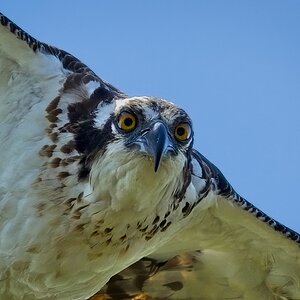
[72,94,194,211]
[111,97,194,172]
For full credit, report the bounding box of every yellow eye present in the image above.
[117,111,137,132]
[174,123,191,141]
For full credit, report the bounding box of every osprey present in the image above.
[0,12,299,300]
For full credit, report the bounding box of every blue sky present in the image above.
[2,1,300,231]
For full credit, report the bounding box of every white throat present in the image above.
[89,141,186,215]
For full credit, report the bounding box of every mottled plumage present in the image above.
[0,12,299,300]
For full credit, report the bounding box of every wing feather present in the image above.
[0,12,128,299]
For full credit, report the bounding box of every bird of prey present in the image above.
[0,12,299,300]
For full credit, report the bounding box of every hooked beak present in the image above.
[140,122,175,172]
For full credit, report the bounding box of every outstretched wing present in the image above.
[95,150,300,299]
[0,13,127,298]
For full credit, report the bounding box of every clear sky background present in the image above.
[2,1,300,231]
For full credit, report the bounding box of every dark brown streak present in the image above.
[46,96,60,113]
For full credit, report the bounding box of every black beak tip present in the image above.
[154,160,160,172]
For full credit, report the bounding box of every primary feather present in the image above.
[0,12,299,300]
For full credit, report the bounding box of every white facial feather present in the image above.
[94,101,116,129]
